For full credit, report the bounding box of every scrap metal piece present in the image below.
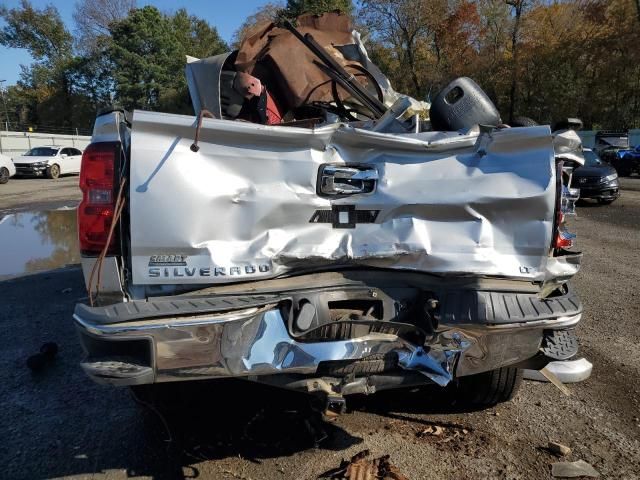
[185,52,237,119]
[553,129,585,165]
[539,366,571,396]
[322,450,410,480]
[397,345,461,387]
[551,460,600,478]
[282,20,387,118]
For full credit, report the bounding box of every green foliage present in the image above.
[108,6,227,112]
[2,0,640,131]
[282,0,353,18]
[0,0,90,130]
[108,6,182,110]
[0,0,72,63]
[171,8,228,59]
[361,0,640,129]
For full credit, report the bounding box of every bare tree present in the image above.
[505,0,530,123]
[231,2,284,49]
[360,0,446,97]
[73,0,135,53]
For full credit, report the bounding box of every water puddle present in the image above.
[0,208,80,279]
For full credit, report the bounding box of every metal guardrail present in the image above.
[0,130,92,156]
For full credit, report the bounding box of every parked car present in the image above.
[571,148,620,204]
[614,145,640,177]
[594,130,628,159]
[72,14,585,411]
[13,145,83,179]
[0,153,17,184]
[593,130,639,176]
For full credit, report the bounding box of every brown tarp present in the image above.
[235,13,361,112]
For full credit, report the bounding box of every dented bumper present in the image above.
[74,284,582,389]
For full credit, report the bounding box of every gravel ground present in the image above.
[1,178,639,480]
[0,176,81,216]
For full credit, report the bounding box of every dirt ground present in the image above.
[0,176,81,216]
[0,178,639,480]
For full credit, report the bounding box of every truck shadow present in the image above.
[120,380,480,479]
[1,268,482,480]
[131,380,362,464]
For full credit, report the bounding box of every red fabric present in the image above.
[265,90,282,125]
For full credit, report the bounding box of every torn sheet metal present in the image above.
[129,111,572,287]
[235,13,361,110]
[185,52,235,119]
[185,19,429,121]
[397,346,461,387]
[553,129,585,165]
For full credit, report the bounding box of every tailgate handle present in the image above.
[319,165,378,195]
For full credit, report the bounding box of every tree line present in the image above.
[1,0,639,133]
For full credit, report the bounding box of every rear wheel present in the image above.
[456,367,522,407]
[46,163,60,179]
[0,167,9,184]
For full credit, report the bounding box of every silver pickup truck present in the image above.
[72,26,585,410]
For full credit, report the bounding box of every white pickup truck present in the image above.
[72,18,585,410]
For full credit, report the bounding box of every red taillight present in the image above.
[552,161,576,251]
[78,142,119,255]
[554,224,575,249]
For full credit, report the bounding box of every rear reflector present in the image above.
[78,142,120,255]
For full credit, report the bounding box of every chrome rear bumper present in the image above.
[74,302,581,388]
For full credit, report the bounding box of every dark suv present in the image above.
[571,149,620,204]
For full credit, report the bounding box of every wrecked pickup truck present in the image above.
[73,14,585,410]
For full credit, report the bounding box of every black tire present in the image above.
[510,116,538,127]
[456,367,522,407]
[46,163,60,179]
[316,352,399,376]
[617,160,632,177]
[0,167,9,184]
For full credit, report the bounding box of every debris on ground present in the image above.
[551,460,600,478]
[413,422,470,443]
[320,450,410,480]
[416,425,444,436]
[26,342,59,372]
[548,441,572,457]
[540,367,572,396]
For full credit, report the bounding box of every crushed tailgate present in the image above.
[129,110,558,286]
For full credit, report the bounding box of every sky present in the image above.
[0,0,273,86]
